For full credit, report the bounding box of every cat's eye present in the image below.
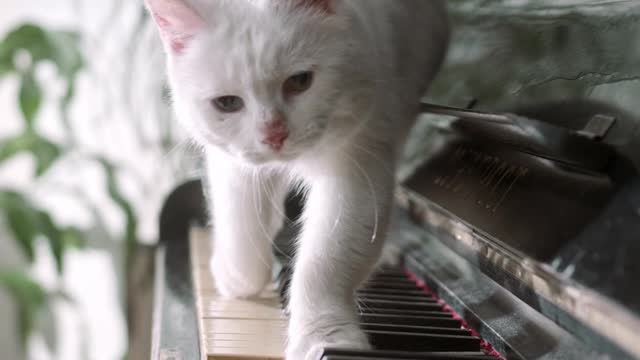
[212,96,245,113]
[283,71,314,96]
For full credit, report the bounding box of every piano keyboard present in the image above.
[190,228,500,360]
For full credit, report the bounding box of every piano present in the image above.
[149,98,640,360]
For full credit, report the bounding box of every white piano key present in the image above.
[205,344,284,360]
[201,319,287,335]
[191,228,289,360]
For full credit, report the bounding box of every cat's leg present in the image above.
[206,150,288,298]
[286,143,395,360]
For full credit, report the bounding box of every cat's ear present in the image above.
[293,0,334,14]
[144,0,206,54]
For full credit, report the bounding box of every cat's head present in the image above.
[146,0,373,165]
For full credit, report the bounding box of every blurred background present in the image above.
[0,1,638,359]
[0,1,200,359]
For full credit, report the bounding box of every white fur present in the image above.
[146,0,449,358]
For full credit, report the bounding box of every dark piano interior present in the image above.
[151,2,640,360]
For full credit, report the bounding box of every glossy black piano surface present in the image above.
[396,2,640,355]
[399,99,640,360]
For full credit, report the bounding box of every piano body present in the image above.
[150,97,640,360]
[148,2,640,359]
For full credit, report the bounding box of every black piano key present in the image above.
[358,293,438,303]
[360,314,462,328]
[363,278,419,285]
[373,267,406,276]
[280,266,489,357]
[361,308,452,318]
[361,323,472,336]
[367,331,481,352]
[365,278,419,286]
[359,299,443,312]
[364,282,425,291]
[370,274,413,282]
[321,348,496,360]
[358,288,432,297]
[370,268,408,274]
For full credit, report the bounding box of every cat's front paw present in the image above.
[286,322,370,360]
[210,255,271,298]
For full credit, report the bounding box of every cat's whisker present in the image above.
[268,176,287,217]
[351,143,394,176]
[261,175,293,260]
[283,131,320,152]
[328,208,343,239]
[252,171,277,266]
[253,170,295,261]
[161,138,198,163]
[343,152,380,244]
[355,296,366,314]
[327,179,344,240]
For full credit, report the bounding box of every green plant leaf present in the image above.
[0,23,83,136]
[6,208,40,262]
[61,227,86,249]
[0,191,69,273]
[0,191,39,261]
[0,133,63,176]
[0,24,49,65]
[0,51,12,77]
[45,30,83,78]
[0,24,83,77]
[59,83,75,138]
[96,158,138,255]
[19,72,42,129]
[31,135,62,177]
[0,269,48,346]
[35,211,64,274]
[0,133,31,164]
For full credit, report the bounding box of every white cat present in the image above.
[144,0,449,358]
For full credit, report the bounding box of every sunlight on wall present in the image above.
[30,240,127,360]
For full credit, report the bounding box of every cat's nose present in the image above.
[260,119,289,150]
[262,131,289,150]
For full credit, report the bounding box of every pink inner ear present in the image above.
[145,0,206,53]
